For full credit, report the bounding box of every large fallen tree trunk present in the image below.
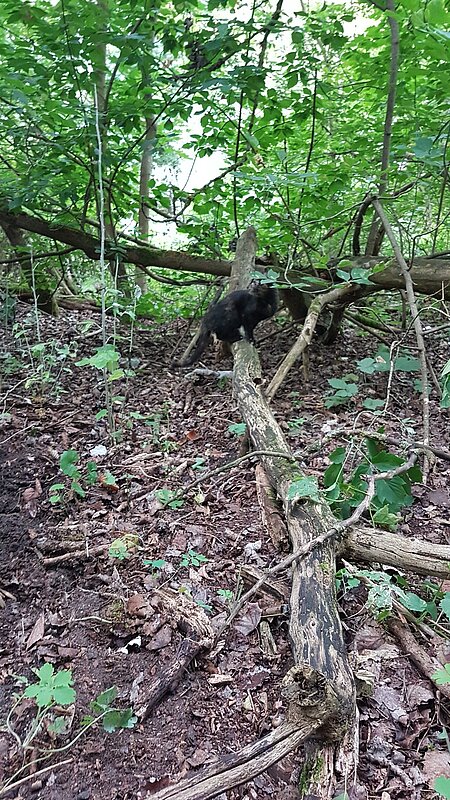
[2,208,450,298]
[151,229,357,800]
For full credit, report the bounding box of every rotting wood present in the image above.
[3,208,450,297]
[134,589,214,721]
[150,228,357,800]
[148,721,318,800]
[386,618,450,701]
[343,527,450,579]
[255,463,289,551]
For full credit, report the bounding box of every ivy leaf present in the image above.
[288,476,320,503]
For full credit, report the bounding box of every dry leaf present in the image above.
[22,479,42,518]
[26,611,45,650]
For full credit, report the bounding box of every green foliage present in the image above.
[84,687,137,733]
[154,488,184,509]
[435,776,450,799]
[357,346,420,376]
[180,549,208,568]
[324,378,359,408]
[340,568,428,618]
[143,557,167,571]
[228,422,247,436]
[77,345,122,377]
[433,664,450,686]
[50,450,116,504]
[108,534,139,561]
[287,417,307,434]
[323,438,421,522]
[24,664,76,708]
[441,360,450,408]
[218,588,234,602]
[288,476,320,503]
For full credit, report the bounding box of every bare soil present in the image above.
[1,304,449,800]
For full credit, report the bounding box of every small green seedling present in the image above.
[109,534,139,561]
[324,377,358,408]
[217,588,234,603]
[24,663,76,709]
[228,422,247,436]
[180,550,208,568]
[154,488,184,509]
[82,686,137,733]
[143,558,167,572]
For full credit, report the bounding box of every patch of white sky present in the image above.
[149,0,372,246]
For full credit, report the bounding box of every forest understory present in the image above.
[1,303,449,800]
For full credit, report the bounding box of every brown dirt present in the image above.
[0,303,449,800]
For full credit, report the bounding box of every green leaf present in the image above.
[394,355,420,372]
[52,685,76,705]
[76,345,120,371]
[108,368,125,382]
[435,775,450,799]
[103,708,137,732]
[363,398,384,410]
[288,476,320,503]
[71,481,86,498]
[53,669,73,687]
[60,449,78,474]
[96,409,108,420]
[37,662,54,682]
[432,664,450,686]
[372,504,399,530]
[357,358,377,374]
[92,686,118,712]
[397,590,427,612]
[439,593,450,621]
[228,422,246,436]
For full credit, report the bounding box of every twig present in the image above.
[0,758,73,796]
[371,198,430,476]
[178,449,297,499]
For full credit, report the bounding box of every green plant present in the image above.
[108,534,139,561]
[441,359,450,408]
[434,776,450,799]
[336,568,360,594]
[49,450,99,504]
[287,417,307,434]
[81,686,136,733]
[288,391,303,409]
[180,550,208,568]
[3,672,136,795]
[324,377,359,408]
[217,588,234,603]
[323,438,421,523]
[154,488,184,509]
[7,664,77,750]
[338,568,428,620]
[357,345,420,376]
[228,422,247,436]
[192,457,207,470]
[143,557,167,572]
[24,663,75,709]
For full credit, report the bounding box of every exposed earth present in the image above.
[1,303,450,799]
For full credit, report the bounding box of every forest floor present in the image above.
[0,303,450,800]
